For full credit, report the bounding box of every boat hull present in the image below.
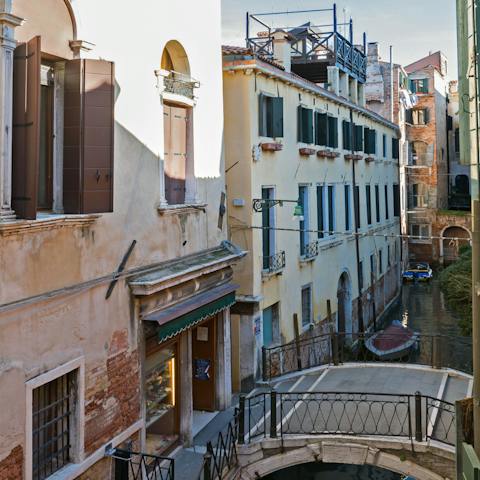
[365,335,418,361]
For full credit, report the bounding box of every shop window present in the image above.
[297,106,313,144]
[11,36,114,219]
[145,343,178,452]
[301,284,312,328]
[263,303,280,347]
[32,371,77,480]
[259,94,283,138]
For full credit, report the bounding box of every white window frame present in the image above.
[25,357,85,480]
[301,283,313,329]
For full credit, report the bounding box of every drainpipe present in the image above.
[350,107,364,333]
[389,46,394,123]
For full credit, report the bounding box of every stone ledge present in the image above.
[0,214,100,237]
[157,203,207,215]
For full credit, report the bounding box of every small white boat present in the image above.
[365,321,418,361]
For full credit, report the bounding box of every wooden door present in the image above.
[192,316,216,411]
[164,105,187,204]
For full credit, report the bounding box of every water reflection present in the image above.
[262,462,402,479]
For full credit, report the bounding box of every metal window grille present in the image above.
[32,371,76,480]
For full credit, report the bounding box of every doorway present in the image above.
[192,316,217,412]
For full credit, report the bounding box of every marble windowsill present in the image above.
[157,203,207,215]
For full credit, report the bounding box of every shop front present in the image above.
[130,242,244,454]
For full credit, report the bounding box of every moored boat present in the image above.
[402,262,433,282]
[365,321,418,361]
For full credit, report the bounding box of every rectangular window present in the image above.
[301,285,312,327]
[393,184,400,217]
[297,106,313,143]
[366,185,372,225]
[328,185,335,234]
[409,78,429,94]
[410,224,431,241]
[384,185,389,220]
[354,124,363,151]
[315,112,328,146]
[409,183,428,209]
[375,185,380,223]
[387,244,391,267]
[379,249,383,275]
[455,128,460,153]
[261,187,275,270]
[259,94,284,138]
[392,137,400,160]
[408,108,430,125]
[370,254,376,281]
[299,186,309,255]
[364,128,377,154]
[344,185,351,231]
[317,185,325,239]
[382,134,387,158]
[342,120,352,151]
[32,372,76,480]
[354,185,361,228]
[263,303,280,347]
[327,116,339,148]
[358,261,364,292]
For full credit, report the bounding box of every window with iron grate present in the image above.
[32,371,76,480]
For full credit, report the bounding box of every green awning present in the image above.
[157,292,236,343]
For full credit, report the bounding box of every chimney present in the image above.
[272,29,292,72]
[367,42,379,63]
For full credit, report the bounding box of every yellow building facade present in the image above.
[223,46,402,391]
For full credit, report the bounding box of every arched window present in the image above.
[161,41,197,206]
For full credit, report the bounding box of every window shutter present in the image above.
[421,79,429,93]
[316,113,328,146]
[409,79,416,93]
[271,97,284,138]
[303,108,313,144]
[297,106,303,142]
[258,94,266,137]
[328,116,338,148]
[342,120,351,151]
[369,129,377,154]
[364,127,370,153]
[354,125,363,151]
[64,59,115,214]
[12,36,41,219]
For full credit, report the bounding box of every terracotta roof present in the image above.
[222,44,285,71]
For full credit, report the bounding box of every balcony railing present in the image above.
[301,241,319,260]
[163,71,199,100]
[263,251,286,274]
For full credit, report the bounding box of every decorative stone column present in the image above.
[0,1,23,221]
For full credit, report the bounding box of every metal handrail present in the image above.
[262,331,473,381]
[111,449,174,480]
[239,390,456,447]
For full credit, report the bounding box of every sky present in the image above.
[221,0,458,79]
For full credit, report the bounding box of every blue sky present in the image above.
[221,0,458,79]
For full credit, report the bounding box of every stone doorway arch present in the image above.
[440,226,471,265]
[337,271,353,334]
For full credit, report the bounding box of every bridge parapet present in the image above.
[263,332,473,381]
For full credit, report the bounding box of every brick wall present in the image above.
[84,329,140,455]
[0,446,22,480]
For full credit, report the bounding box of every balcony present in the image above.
[262,251,286,275]
[163,70,199,100]
[301,241,319,260]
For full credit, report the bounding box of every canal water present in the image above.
[381,278,465,337]
[262,462,402,479]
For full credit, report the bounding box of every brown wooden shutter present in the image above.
[164,105,187,205]
[12,36,41,219]
[64,59,114,214]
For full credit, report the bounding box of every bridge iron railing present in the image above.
[262,332,473,381]
[239,390,456,447]
[111,449,174,480]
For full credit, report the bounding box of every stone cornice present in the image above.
[0,214,100,237]
[0,12,23,28]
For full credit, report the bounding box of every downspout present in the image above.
[350,107,364,333]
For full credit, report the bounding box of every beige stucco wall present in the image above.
[0,0,227,470]
[224,63,401,344]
